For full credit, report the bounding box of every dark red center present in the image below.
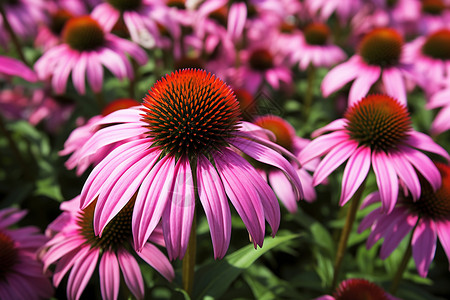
[334,279,390,300]
[0,231,18,280]
[249,48,274,71]
[422,0,446,15]
[62,16,105,51]
[303,23,330,46]
[253,115,294,151]
[49,10,74,36]
[107,0,142,11]
[101,98,140,116]
[422,29,450,60]
[359,28,403,67]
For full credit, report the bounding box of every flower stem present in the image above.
[304,64,316,120]
[0,5,28,66]
[331,181,366,290]
[390,225,416,295]
[182,210,197,296]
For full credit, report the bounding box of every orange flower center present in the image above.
[142,69,241,158]
[101,98,140,116]
[63,16,105,51]
[422,29,450,60]
[334,279,389,300]
[359,28,403,67]
[249,48,274,71]
[253,115,294,151]
[345,95,411,152]
[234,89,257,120]
[303,23,330,46]
[107,0,142,11]
[0,231,18,280]
[422,0,446,15]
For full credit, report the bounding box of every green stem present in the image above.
[182,210,197,296]
[304,64,316,120]
[389,222,417,295]
[331,180,366,290]
[0,5,28,66]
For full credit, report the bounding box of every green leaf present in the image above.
[192,234,299,300]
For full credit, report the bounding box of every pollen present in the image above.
[345,94,412,152]
[303,23,330,46]
[406,162,450,220]
[142,69,241,158]
[62,16,105,51]
[422,29,450,60]
[359,28,403,67]
[249,48,274,71]
[334,279,389,300]
[0,231,18,280]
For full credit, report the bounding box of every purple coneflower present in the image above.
[427,87,450,135]
[34,15,147,95]
[77,69,303,259]
[40,196,174,300]
[358,162,450,277]
[299,94,449,212]
[322,28,412,105]
[314,278,400,300]
[0,55,37,82]
[0,208,53,300]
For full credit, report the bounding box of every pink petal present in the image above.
[67,248,99,300]
[98,47,129,80]
[230,137,303,199]
[228,3,246,41]
[321,57,359,97]
[214,149,265,248]
[382,67,407,105]
[97,107,142,125]
[400,146,442,192]
[360,192,381,209]
[340,146,371,206]
[380,212,417,259]
[53,246,90,287]
[311,119,347,138]
[86,52,104,93]
[389,152,421,200]
[133,155,175,251]
[366,208,404,249]
[0,55,37,82]
[299,131,348,165]
[118,248,145,300]
[348,64,381,106]
[405,131,450,161]
[71,52,88,94]
[372,151,398,213]
[431,106,450,135]
[358,206,382,233]
[99,251,120,300]
[137,243,175,281]
[41,236,84,271]
[269,170,298,213]
[427,88,450,109]
[313,140,358,186]
[52,52,77,94]
[435,220,450,270]
[162,157,195,260]
[197,155,232,259]
[412,218,437,277]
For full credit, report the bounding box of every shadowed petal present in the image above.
[269,170,298,212]
[436,220,450,270]
[197,155,232,259]
[380,212,417,259]
[412,218,437,277]
[118,248,144,300]
[67,249,99,300]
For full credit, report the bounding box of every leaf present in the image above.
[192,234,299,300]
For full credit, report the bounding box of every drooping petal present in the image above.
[118,248,145,300]
[372,151,398,213]
[435,219,450,270]
[162,157,195,260]
[358,206,382,234]
[348,64,381,106]
[269,170,298,213]
[86,52,104,93]
[321,57,360,97]
[214,149,265,248]
[71,52,88,94]
[313,140,358,186]
[197,155,232,259]
[99,251,120,300]
[340,146,371,206]
[380,212,418,259]
[227,3,246,41]
[137,243,175,281]
[382,67,406,105]
[53,247,90,287]
[405,131,450,161]
[412,218,437,277]
[299,131,348,165]
[67,248,99,300]
[311,119,347,138]
[0,55,38,82]
[133,155,176,251]
[389,152,421,200]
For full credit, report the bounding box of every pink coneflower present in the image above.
[322,28,412,106]
[0,208,54,300]
[40,196,174,300]
[35,9,74,51]
[253,115,318,210]
[404,28,450,94]
[77,69,303,259]
[427,87,450,135]
[0,55,37,82]
[358,162,450,277]
[91,0,180,49]
[418,0,450,34]
[299,94,449,212]
[60,98,140,175]
[314,278,399,300]
[291,23,346,70]
[34,15,148,95]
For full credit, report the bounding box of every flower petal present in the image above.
[348,64,381,106]
[321,57,359,97]
[412,218,437,277]
[389,151,421,200]
[299,131,348,165]
[372,151,398,213]
[67,248,99,300]
[99,251,120,300]
[118,248,145,300]
[137,243,175,281]
[382,67,406,105]
[340,146,371,206]
[435,219,450,271]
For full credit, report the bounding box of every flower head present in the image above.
[40,196,174,300]
[0,208,53,300]
[299,94,449,212]
[359,162,450,277]
[76,69,303,259]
